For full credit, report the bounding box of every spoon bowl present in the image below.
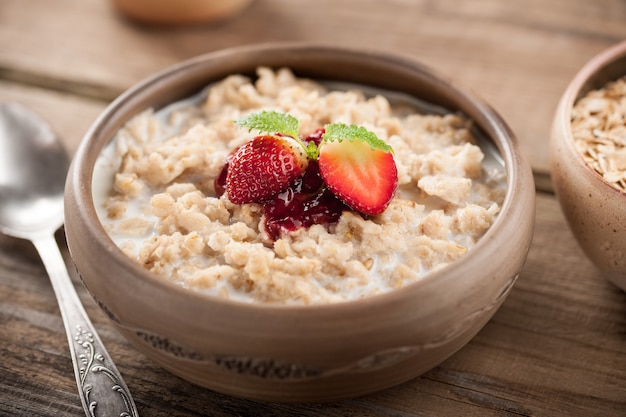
[0,102,138,416]
[0,103,67,238]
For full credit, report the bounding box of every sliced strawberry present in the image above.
[318,138,398,215]
[226,135,308,204]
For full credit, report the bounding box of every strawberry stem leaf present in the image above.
[235,110,300,140]
[306,140,320,160]
[322,122,393,153]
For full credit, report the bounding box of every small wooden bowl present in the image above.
[64,43,535,402]
[550,40,626,292]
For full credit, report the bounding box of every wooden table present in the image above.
[1,0,625,415]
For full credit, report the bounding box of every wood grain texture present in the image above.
[1,1,626,415]
[2,0,626,176]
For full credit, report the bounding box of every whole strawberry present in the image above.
[226,134,308,204]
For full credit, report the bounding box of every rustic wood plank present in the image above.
[2,0,626,176]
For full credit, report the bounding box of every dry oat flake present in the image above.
[571,76,626,191]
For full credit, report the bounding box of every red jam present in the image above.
[215,129,352,241]
[262,160,349,240]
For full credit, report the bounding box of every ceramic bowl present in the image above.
[64,43,535,402]
[550,40,626,292]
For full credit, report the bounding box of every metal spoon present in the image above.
[0,102,139,417]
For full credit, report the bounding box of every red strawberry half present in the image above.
[226,135,308,204]
[318,138,398,215]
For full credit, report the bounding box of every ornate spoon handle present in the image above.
[33,234,139,417]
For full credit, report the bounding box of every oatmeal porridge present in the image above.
[93,67,506,305]
[571,76,626,192]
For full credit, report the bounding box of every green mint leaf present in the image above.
[235,110,300,139]
[322,122,393,153]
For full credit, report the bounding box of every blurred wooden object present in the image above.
[109,0,254,26]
